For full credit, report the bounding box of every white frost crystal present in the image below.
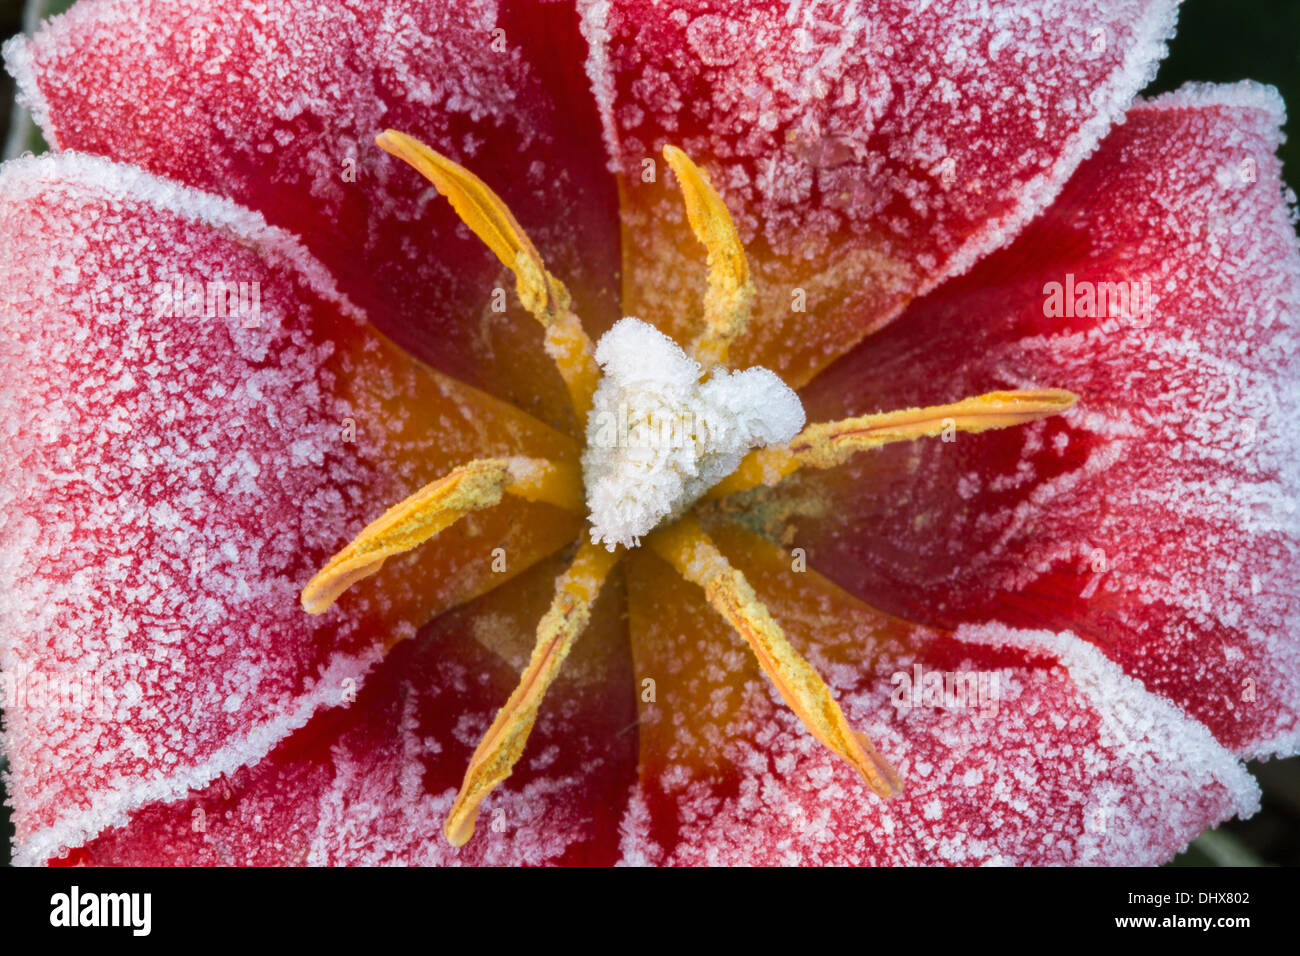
[582,317,805,549]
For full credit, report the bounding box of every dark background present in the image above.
[0,0,1297,866]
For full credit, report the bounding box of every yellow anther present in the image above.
[445,539,622,846]
[300,457,583,615]
[376,130,599,425]
[707,388,1077,500]
[663,145,754,369]
[647,515,900,798]
[377,129,553,312]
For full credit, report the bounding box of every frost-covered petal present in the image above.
[620,522,1257,866]
[60,553,637,866]
[580,0,1180,387]
[777,83,1300,759]
[0,152,580,867]
[5,0,620,427]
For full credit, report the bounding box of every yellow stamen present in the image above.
[300,457,582,615]
[445,539,622,846]
[707,388,1077,500]
[663,145,754,369]
[376,130,600,425]
[647,515,900,798]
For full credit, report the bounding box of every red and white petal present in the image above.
[785,83,1300,758]
[580,0,1180,386]
[0,152,580,866]
[620,523,1256,866]
[5,0,620,427]
[61,552,637,866]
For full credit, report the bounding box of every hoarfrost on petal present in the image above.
[788,82,1300,759]
[0,152,578,865]
[619,525,1257,866]
[580,0,1182,386]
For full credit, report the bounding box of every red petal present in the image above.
[6,0,620,425]
[621,522,1256,865]
[0,153,580,866]
[581,0,1179,385]
[70,552,637,866]
[785,83,1300,758]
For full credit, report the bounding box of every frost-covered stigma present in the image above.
[582,317,804,550]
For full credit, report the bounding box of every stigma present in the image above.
[581,317,804,551]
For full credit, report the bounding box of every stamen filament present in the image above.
[663,145,754,370]
[445,539,622,846]
[706,388,1077,500]
[498,457,585,512]
[376,130,600,424]
[300,457,583,615]
[647,515,900,798]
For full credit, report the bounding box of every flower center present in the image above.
[298,132,1078,847]
[582,317,804,550]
